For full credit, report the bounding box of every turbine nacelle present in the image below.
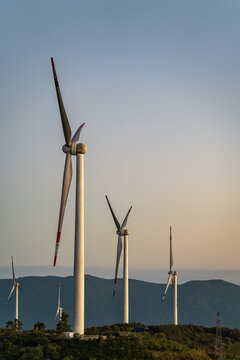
[62,143,87,155]
[116,229,129,236]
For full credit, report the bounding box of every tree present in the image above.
[56,311,71,333]
[5,321,14,330]
[6,319,22,331]
[34,322,46,331]
[20,344,43,359]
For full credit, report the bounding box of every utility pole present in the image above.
[215,312,223,360]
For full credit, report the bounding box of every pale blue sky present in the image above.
[0,1,240,279]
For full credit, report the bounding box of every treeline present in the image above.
[0,323,239,359]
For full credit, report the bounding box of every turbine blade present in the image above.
[72,123,85,143]
[51,57,72,147]
[162,274,172,302]
[53,154,72,266]
[55,308,60,320]
[105,195,121,231]
[11,256,16,283]
[5,284,15,304]
[170,226,173,272]
[113,235,122,296]
[121,206,132,230]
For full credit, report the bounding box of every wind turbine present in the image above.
[162,226,178,325]
[105,195,132,323]
[51,58,87,335]
[6,256,20,322]
[55,283,63,321]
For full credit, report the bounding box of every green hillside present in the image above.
[0,275,240,329]
[0,324,239,359]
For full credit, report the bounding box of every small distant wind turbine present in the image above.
[6,256,20,321]
[162,226,178,325]
[55,283,63,321]
[105,195,132,323]
[51,58,87,334]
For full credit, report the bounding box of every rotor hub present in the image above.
[70,142,77,155]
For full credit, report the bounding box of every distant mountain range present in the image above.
[0,275,239,330]
[1,267,240,284]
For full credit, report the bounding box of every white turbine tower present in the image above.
[105,195,132,324]
[162,226,178,325]
[55,283,63,321]
[6,256,20,322]
[51,58,86,335]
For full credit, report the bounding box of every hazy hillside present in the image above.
[0,275,239,329]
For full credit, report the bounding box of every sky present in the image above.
[0,0,240,282]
